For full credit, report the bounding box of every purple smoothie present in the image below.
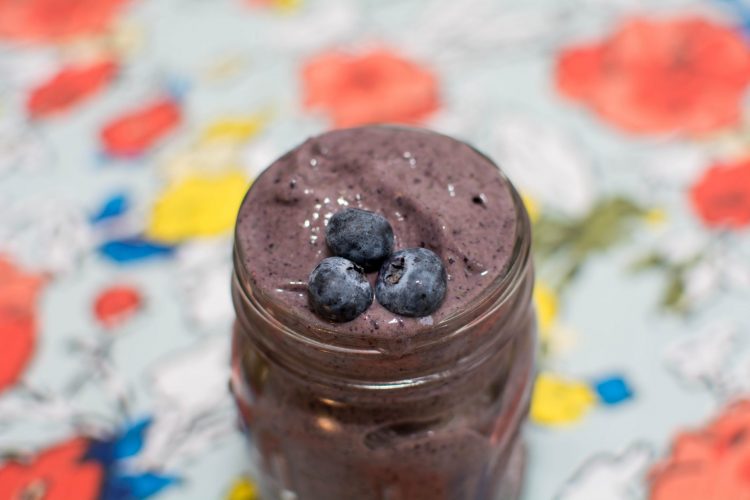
[231,126,535,500]
[235,126,518,338]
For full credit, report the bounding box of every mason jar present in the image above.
[230,156,535,500]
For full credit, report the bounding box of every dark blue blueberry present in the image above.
[326,208,394,270]
[308,257,373,322]
[375,248,447,317]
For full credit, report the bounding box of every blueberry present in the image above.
[308,257,373,322]
[326,208,394,270]
[375,248,447,317]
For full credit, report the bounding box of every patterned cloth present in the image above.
[1,1,749,499]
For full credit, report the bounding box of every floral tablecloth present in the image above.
[2,0,750,499]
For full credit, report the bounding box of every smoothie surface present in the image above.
[235,126,518,337]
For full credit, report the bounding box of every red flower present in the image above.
[0,256,46,394]
[101,98,182,157]
[302,48,439,128]
[0,437,102,500]
[93,285,142,328]
[556,17,750,135]
[27,60,117,118]
[690,158,750,228]
[0,0,128,43]
[650,400,750,500]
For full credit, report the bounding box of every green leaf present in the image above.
[532,196,648,292]
[662,272,686,312]
[630,253,668,272]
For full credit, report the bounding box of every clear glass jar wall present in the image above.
[230,184,535,500]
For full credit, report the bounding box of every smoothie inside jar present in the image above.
[231,126,533,500]
[235,126,518,341]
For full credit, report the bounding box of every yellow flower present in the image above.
[644,208,667,227]
[161,113,266,180]
[146,171,249,243]
[521,193,540,224]
[161,143,243,180]
[226,477,258,500]
[534,282,558,342]
[530,372,596,426]
[273,0,301,11]
[200,115,265,146]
